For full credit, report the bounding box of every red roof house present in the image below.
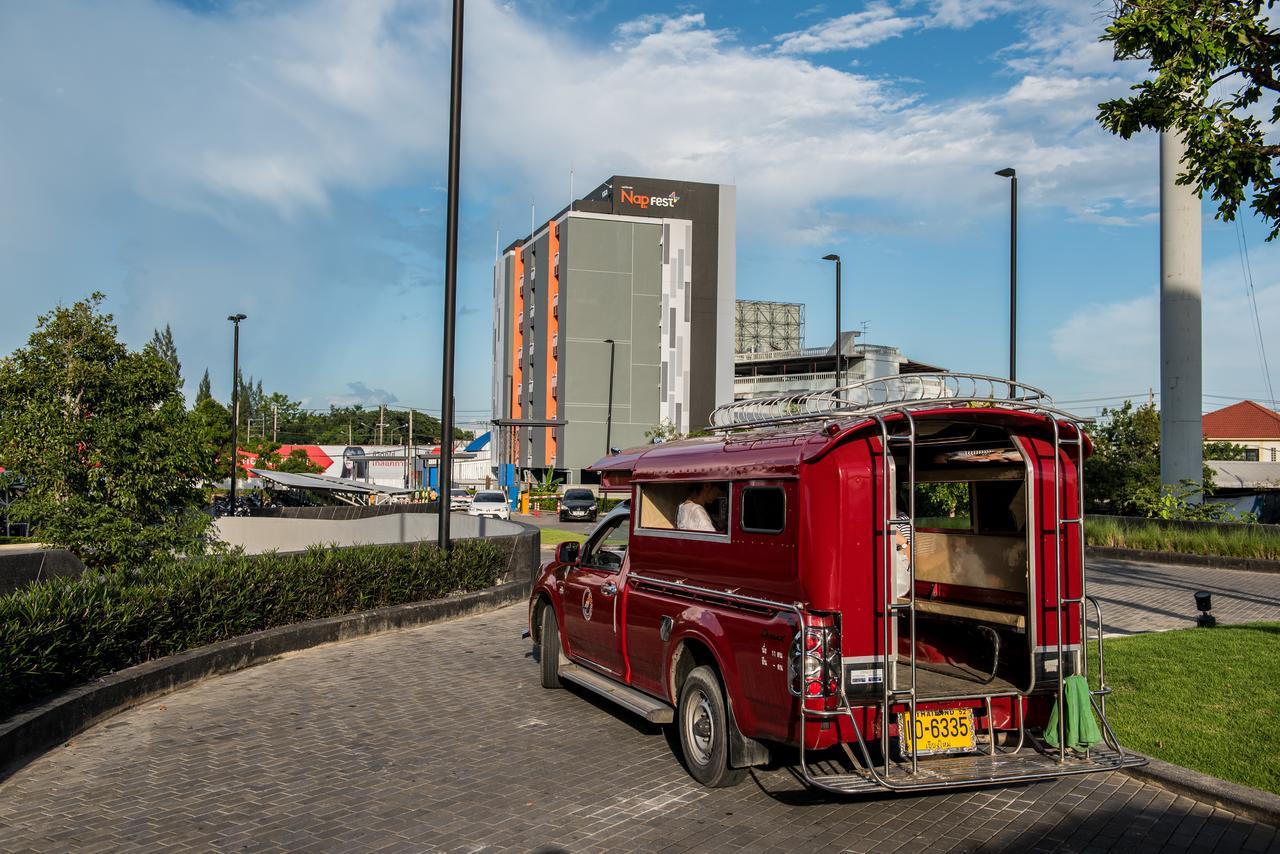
[1202,401,1280,440]
[1202,401,1280,462]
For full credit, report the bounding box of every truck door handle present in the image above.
[601,581,618,597]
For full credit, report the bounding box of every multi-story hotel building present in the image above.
[491,176,736,483]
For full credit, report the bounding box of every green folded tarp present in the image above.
[1044,674,1103,752]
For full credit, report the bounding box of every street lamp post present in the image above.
[227,313,246,513]
[437,0,465,548]
[995,167,1017,383]
[821,254,842,391]
[603,338,616,454]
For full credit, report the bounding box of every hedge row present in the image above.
[1086,516,1280,560]
[0,538,505,720]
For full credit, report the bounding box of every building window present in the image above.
[1245,448,1260,461]
[740,486,786,534]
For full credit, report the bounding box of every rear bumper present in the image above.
[804,741,1146,794]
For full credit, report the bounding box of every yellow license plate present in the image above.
[898,708,976,756]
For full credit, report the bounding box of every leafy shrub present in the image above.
[0,537,505,719]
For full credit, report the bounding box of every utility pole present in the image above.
[347,421,352,445]
[1159,130,1203,496]
[995,167,1018,383]
[227,314,247,513]
[378,404,385,445]
[272,403,278,443]
[437,0,465,548]
[604,339,616,454]
[408,408,415,489]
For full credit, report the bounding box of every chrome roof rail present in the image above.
[709,372,1087,431]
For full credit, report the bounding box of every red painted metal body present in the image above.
[529,407,1089,753]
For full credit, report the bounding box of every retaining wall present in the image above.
[215,511,523,555]
[0,548,88,596]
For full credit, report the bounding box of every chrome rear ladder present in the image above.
[794,408,1141,793]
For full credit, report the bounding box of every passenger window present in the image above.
[740,487,785,534]
[581,515,630,569]
[913,482,973,531]
[974,481,1026,535]
[637,482,730,534]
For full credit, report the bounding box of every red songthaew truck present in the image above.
[527,374,1143,792]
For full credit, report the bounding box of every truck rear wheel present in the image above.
[678,666,747,788]
[538,605,563,689]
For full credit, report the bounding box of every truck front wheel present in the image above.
[678,666,747,788]
[538,605,563,689]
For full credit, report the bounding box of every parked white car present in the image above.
[468,490,510,520]
[449,488,473,511]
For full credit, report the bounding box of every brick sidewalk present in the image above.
[1,604,1275,853]
[1088,557,1280,635]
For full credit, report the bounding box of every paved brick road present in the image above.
[1088,557,1280,634]
[2,600,1276,853]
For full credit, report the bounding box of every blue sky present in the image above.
[1,0,1276,425]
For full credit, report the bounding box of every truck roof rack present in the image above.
[709,372,1087,432]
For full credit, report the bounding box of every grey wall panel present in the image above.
[566,217,634,274]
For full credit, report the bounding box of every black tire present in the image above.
[677,666,747,787]
[538,605,563,689]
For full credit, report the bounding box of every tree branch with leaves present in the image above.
[1100,0,1280,236]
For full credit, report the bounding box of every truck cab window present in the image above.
[740,486,785,534]
[581,514,630,569]
[637,482,730,534]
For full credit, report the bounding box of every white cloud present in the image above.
[775,3,919,54]
[1051,239,1280,406]
[328,381,400,407]
[0,0,1173,407]
[926,0,1020,29]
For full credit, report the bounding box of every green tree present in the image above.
[149,323,182,389]
[1085,400,1162,515]
[189,396,232,482]
[0,294,215,568]
[277,448,323,474]
[1203,440,1250,460]
[196,368,213,405]
[1099,1,1280,236]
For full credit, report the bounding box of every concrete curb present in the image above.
[1086,546,1280,574]
[0,579,531,783]
[1123,752,1280,827]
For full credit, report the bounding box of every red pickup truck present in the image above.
[528,374,1143,792]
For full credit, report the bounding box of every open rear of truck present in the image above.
[713,373,1144,793]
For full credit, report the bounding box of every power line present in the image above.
[1235,219,1277,412]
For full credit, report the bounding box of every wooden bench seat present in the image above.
[911,598,1026,630]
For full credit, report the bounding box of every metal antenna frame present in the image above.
[709,372,1088,432]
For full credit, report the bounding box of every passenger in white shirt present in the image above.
[678,483,722,532]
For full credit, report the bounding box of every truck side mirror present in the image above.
[556,541,580,565]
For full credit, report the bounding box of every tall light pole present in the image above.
[995,168,1017,382]
[437,0,465,548]
[227,313,246,513]
[822,254,842,391]
[603,338,616,454]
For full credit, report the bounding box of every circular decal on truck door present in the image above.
[582,589,593,621]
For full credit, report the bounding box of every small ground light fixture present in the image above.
[1193,591,1216,628]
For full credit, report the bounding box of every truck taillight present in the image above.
[790,624,841,700]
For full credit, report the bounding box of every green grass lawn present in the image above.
[539,528,586,546]
[1087,517,1280,560]
[1090,622,1280,795]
